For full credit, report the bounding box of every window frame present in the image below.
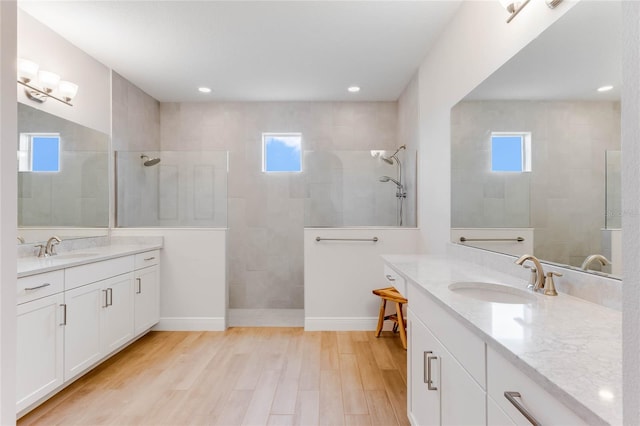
[261,132,303,173]
[490,131,532,173]
[18,132,61,173]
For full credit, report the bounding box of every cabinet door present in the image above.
[407,310,440,426]
[488,395,516,426]
[134,265,160,336]
[440,343,486,425]
[101,273,135,355]
[64,281,103,381]
[16,293,64,413]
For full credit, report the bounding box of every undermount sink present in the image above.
[448,282,537,304]
[50,252,99,260]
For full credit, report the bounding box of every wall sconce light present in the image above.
[500,0,563,23]
[17,58,78,106]
[499,0,531,23]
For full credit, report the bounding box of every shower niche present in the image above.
[115,150,228,227]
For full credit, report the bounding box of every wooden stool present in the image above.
[372,286,407,350]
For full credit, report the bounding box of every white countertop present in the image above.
[18,243,163,278]
[382,254,621,426]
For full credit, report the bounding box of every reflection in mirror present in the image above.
[17,103,109,244]
[450,1,621,279]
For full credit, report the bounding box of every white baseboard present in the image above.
[304,316,378,331]
[153,317,227,331]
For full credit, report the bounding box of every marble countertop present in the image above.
[382,254,621,426]
[18,243,163,278]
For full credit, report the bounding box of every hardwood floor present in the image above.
[18,328,409,426]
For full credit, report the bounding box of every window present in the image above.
[491,132,531,172]
[18,133,61,172]
[262,133,302,172]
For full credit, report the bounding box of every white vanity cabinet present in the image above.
[64,256,136,381]
[17,247,161,416]
[407,309,486,426]
[16,291,64,413]
[133,251,160,335]
[487,346,586,425]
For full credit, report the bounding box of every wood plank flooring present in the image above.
[18,328,409,426]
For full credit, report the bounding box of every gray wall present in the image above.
[112,71,406,309]
[160,101,399,309]
[451,100,621,267]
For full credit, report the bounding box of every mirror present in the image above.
[450,1,621,278]
[17,103,110,244]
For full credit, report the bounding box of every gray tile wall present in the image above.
[160,101,400,309]
[451,100,621,267]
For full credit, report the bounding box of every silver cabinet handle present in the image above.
[385,274,396,282]
[504,391,541,426]
[24,283,51,291]
[423,351,438,390]
[144,256,156,261]
[136,278,142,294]
[107,288,113,306]
[102,289,108,308]
[426,354,438,390]
[60,304,67,326]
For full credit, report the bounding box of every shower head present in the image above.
[141,154,161,167]
[379,175,403,189]
[380,145,406,165]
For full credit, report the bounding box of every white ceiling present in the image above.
[18,1,462,103]
[465,1,621,102]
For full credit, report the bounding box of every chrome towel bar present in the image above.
[460,237,524,243]
[315,237,378,242]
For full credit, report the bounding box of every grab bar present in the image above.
[315,237,378,242]
[460,237,524,242]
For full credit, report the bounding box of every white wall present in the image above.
[304,228,420,330]
[417,1,576,254]
[0,2,17,424]
[621,2,640,423]
[110,228,227,331]
[17,10,110,134]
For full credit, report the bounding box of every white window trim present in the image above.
[18,132,61,172]
[261,132,303,173]
[491,131,532,172]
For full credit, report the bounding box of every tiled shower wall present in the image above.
[451,100,621,267]
[112,72,408,309]
[160,102,399,309]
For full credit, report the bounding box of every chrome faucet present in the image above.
[581,254,611,270]
[45,236,62,256]
[514,254,560,296]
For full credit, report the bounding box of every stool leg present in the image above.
[375,298,387,337]
[396,302,407,350]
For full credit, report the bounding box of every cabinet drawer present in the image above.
[407,282,486,389]
[383,265,406,297]
[65,256,135,290]
[134,250,160,270]
[487,345,586,425]
[17,270,64,305]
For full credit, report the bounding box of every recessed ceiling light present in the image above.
[198,87,212,93]
[348,86,360,93]
[597,85,613,92]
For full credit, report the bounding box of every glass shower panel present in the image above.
[304,149,416,227]
[605,150,621,229]
[116,150,228,227]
